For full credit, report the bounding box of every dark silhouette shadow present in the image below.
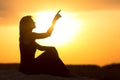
[1,63,120,79]
[101,63,120,80]
[19,10,69,77]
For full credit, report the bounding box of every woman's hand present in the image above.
[53,10,61,21]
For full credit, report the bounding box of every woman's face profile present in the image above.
[28,19,36,30]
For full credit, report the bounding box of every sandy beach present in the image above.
[0,70,98,80]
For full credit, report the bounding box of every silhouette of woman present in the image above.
[19,11,69,76]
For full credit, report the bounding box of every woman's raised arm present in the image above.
[46,10,61,36]
[31,10,61,39]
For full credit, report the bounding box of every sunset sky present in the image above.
[0,0,120,66]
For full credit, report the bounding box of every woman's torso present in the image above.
[19,37,36,73]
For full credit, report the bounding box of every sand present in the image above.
[0,70,98,80]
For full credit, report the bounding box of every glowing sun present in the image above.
[33,11,81,47]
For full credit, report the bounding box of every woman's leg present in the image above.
[35,47,69,76]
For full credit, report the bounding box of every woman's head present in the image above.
[19,16,35,35]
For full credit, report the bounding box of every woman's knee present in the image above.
[47,47,58,57]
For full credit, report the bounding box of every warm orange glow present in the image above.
[33,11,82,47]
[1,0,120,66]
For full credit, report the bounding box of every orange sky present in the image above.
[0,0,120,66]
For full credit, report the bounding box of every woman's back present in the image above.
[19,38,36,74]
